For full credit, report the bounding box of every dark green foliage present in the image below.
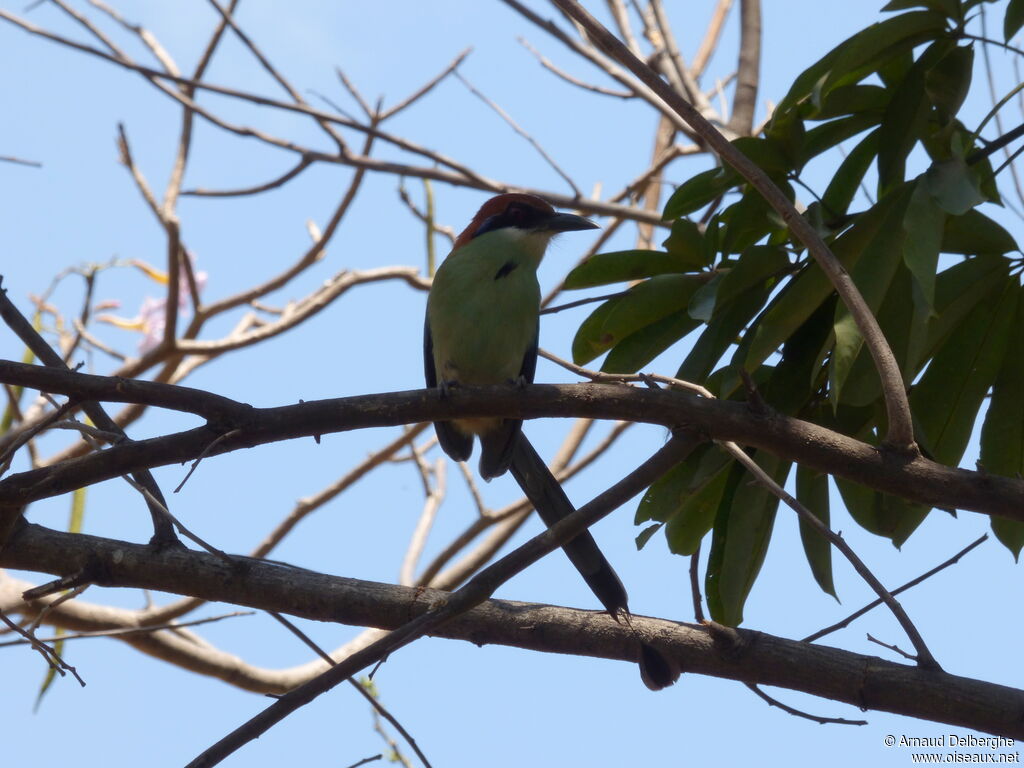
[566,0,1023,626]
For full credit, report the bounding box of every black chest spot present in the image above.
[493,260,518,280]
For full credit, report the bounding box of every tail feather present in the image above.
[478,419,523,480]
[508,434,628,616]
[434,419,473,463]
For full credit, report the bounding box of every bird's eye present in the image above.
[505,204,526,224]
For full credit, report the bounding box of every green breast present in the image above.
[427,231,543,386]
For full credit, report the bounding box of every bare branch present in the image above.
[745,683,867,726]
[400,459,445,587]
[380,47,472,120]
[728,0,761,135]
[518,36,633,98]
[455,71,582,197]
[183,155,314,197]
[0,154,42,168]
[692,0,734,78]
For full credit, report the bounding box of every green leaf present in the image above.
[602,309,701,373]
[903,178,946,311]
[36,485,87,710]
[1006,0,1024,41]
[663,138,790,222]
[926,157,987,214]
[883,0,961,18]
[665,455,734,556]
[878,48,915,88]
[705,454,790,627]
[823,130,880,216]
[636,458,696,525]
[34,635,65,711]
[635,523,662,551]
[796,466,837,598]
[992,517,1024,561]
[740,190,907,371]
[924,254,1010,359]
[925,45,973,122]
[810,84,890,120]
[800,114,881,168]
[941,209,1019,255]
[720,183,791,254]
[678,247,790,383]
[911,279,1019,466]
[777,11,945,115]
[838,265,928,407]
[663,167,738,219]
[823,11,948,94]
[636,443,723,524]
[662,219,710,270]
[980,285,1024,560]
[878,42,947,193]
[688,272,724,323]
[564,249,695,289]
[1,318,40,434]
[572,274,708,365]
[835,478,931,545]
[765,107,806,168]
[774,317,839,422]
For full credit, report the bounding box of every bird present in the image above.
[424,192,677,690]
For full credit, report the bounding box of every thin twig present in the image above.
[867,633,917,662]
[0,610,254,647]
[692,0,733,78]
[746,683,867,726]
[802,535,988,643]
[380,47,473,120]
[183,156,314,197]
[0,154,42,167]
[518,36,633,98]
[457,461,490,517]
[267,612,433,768]
[455,71,582,197]
[541,290,630,316]
[689,540,705,623]
[174,429,242,493]
[0,608,85,686]
[206,0,347,152]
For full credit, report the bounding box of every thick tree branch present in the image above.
[3,523,1023,740]
[0,366,1019,521]
[184,430,695,765]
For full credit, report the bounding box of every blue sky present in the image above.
[1,1,1022,766]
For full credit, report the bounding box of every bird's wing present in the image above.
[476,324,539,479]
[424,312,473,462]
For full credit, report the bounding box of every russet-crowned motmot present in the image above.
[424,193,676,690]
